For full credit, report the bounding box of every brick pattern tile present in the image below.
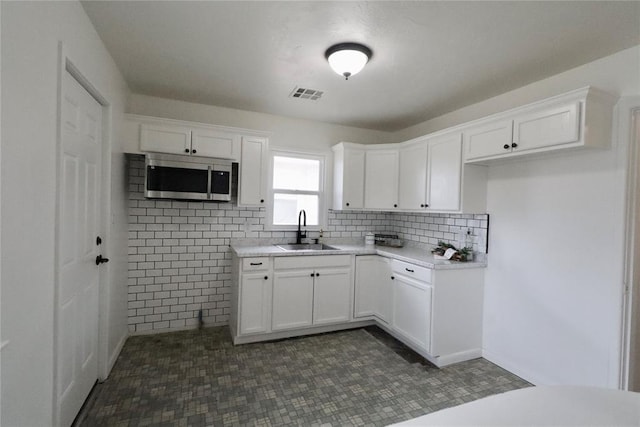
[78,327,530,426]
[127,155,488,333]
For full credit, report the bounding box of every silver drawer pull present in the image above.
[250,262,263,266]
[405,268,414,273]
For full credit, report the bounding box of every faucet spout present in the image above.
[296,210,307,244]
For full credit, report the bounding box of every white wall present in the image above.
[396,47,640,141]
[127,94,396,153]
[1,2,129,425]
[393,46,640,387]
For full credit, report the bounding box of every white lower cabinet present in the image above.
[355,255,484,367]
[272,270,314,330]
[272,255,352,331]
[232,257,273,336]
[239,272,272,334]
[313,267,352,325]
[354,255,392,323]
[392,272,433,352]
[234,252,483,367]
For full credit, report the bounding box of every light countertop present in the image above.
[230,243,486,270]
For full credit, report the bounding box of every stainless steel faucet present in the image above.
[296,209,307,244]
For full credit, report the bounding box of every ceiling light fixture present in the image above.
[325,42,372,80]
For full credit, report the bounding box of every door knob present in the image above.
[96,255,110,265]
[503,144,510,150]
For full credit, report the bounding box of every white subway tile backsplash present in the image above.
[126,154,488,333]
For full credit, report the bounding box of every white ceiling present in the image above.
[82,1,640,132]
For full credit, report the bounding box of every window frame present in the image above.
[266,149,327,231]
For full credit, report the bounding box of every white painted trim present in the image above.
[53,43,114,425]
[125,113,272,138]
[482,349,550,386]
[265,149,329,232]
[620,96,640,391]
[0,4,3,422]
[105,333,127,377]
[232,320,376,345]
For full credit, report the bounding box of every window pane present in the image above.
[273,156,319,191]
[273,193,319,225]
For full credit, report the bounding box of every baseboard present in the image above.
[104,331,127,380]
[233,320,376,345]
[482,349,549,385]
[436,349,483,367]
[129,322,227,336]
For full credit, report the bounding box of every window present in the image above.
[268,152,325,229]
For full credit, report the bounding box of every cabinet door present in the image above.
[427,133,463,211]
[272,270,314,330]
[355,255,392,322]
[398,142,428,210]
[342,148,365,209]
[239,136,267,206]
[392,274,432,352]
[191,128,240,159]
[377,269,394,324]
[354,256,381,318]
[513,101,580,152]
[239,273,271,335]
[462,119,513,161]
[364,149,399,210]
[140,123,192,155]
[313,267,351,325]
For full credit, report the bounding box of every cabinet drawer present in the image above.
[242,257,270,271]
[274,255,351,270]
[391,259,431,283]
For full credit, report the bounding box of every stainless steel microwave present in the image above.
[144,153,232,201]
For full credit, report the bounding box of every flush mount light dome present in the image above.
[325,42,372,80]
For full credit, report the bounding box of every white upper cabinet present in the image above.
[127,114,271,163]
[333,139,485,214]
[238,136,268,207]
[462,119,513,161]
[427,133,463,211]
[332,143,365,210]
[140,122,192,155]
[462,87,616,163]
[139,120,241,159]
[513,101,580,151]
[398,142,428,210]
[365,148,399,210]
[191,128,241,159]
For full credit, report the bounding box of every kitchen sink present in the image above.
[275,243,340,251]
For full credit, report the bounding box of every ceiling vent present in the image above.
[290,86,323,101]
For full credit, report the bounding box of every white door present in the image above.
[343,148,365,209]
[354,256,380,318]
[398,142,428,210]
[191,128,240,159]
[139,122,192,155]
[313,267,351,325]
[239,273,271,335]
[513,101,581,151]
[271,270,314,330]
[392,274,432,353]
[57,71,102,426]
[238,136,267,206]
[364,149,399,209]
[462,119,513,161]
[427,133,463,211]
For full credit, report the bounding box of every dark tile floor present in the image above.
[76,326,530,426]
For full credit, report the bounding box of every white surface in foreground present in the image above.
[390,386,640,426]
